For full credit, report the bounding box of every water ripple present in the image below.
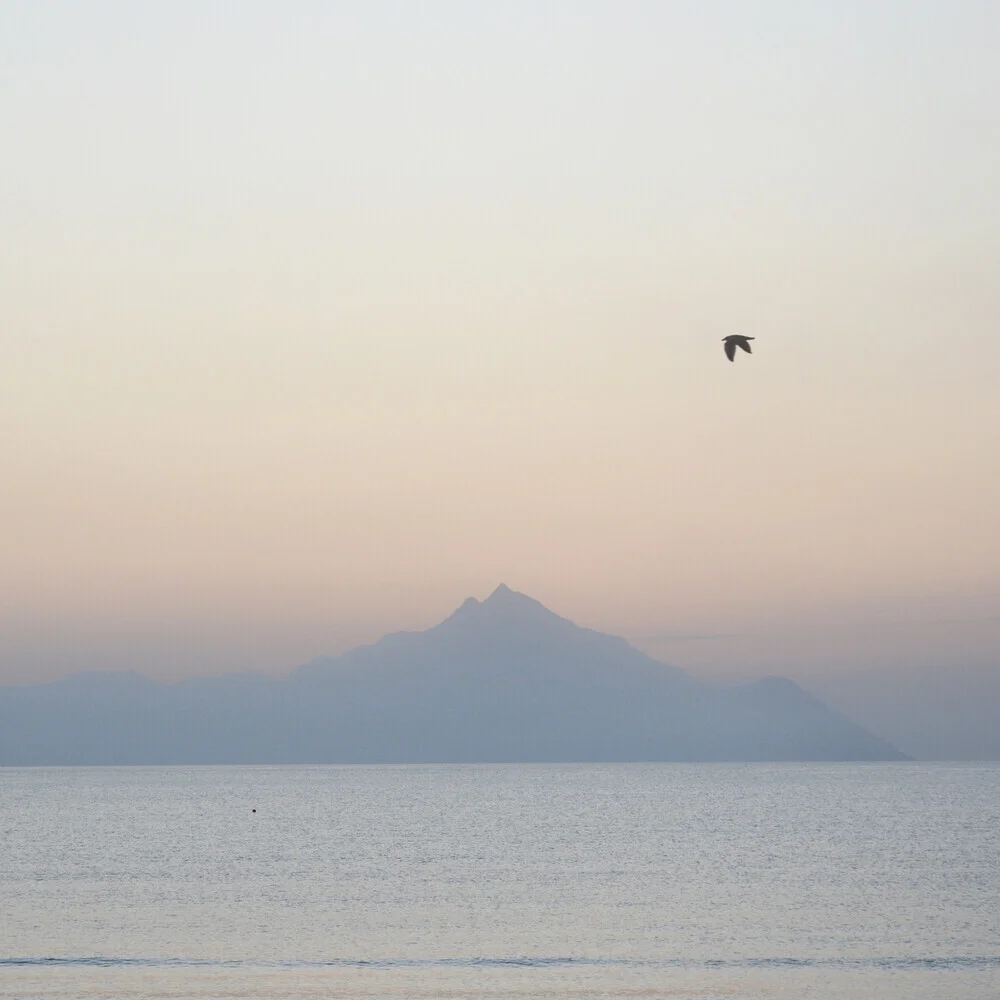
[3,955,999,971]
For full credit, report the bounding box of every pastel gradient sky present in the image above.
[3,1,998,683]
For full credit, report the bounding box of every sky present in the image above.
[2,0,999,685]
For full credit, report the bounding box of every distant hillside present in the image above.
[801,662,1000,761]
[0,586,907,764]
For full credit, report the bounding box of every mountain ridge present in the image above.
[0,586,908,764]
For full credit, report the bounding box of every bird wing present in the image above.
[724,339,736,361]
[738,338,752,354]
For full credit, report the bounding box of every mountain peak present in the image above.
[474,584,562,619]
[482,583,535,606]
[437,585,572,636]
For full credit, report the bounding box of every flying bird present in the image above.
[722,334,754,362]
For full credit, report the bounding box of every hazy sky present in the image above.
[3,1,999,684]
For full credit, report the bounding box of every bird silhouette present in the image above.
[722,334,754,361]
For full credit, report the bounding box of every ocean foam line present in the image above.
[2,955,999,972]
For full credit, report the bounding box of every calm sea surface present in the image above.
[1,763,997,1000]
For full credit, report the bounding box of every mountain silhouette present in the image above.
[0,586,908,763]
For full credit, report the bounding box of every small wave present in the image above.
[0,957,239,969]
[3,954,999,972]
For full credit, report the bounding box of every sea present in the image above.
[0,763,997,1000]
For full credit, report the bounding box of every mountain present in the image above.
[0,586,907,764]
